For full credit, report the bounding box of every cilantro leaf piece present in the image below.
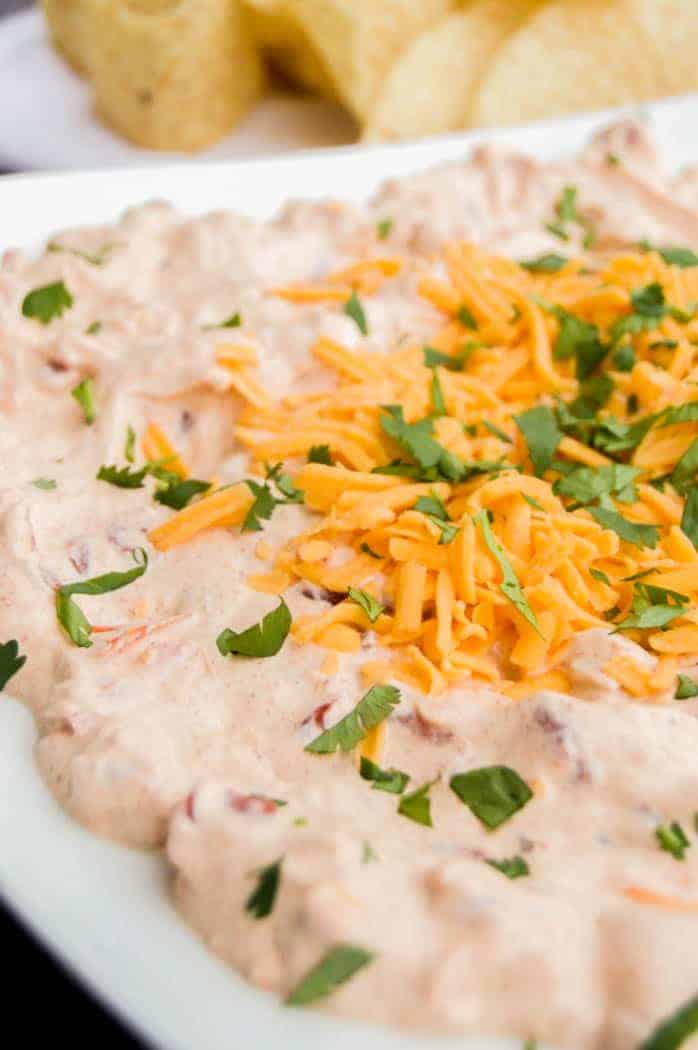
[588,506,659,549]
[569,375,614,419]
[124,425,136,463]
[681,487,698,546]
[203,311,241,331]
[217,600,291,659]
[640,243,698,268]
[48,241,113,266]
[676,674,698,700]
[397,780,434,827]
[414,492,450,520]
[422,345,474,371]
[242,479,278,532]
[639,993,698,1050]
[344,291,368,335]
[22,280,74,324]
[305,684,400,755]
[359,756,410,795]
[671,438,698,494]
[360,542,382,559]
[554,464,639,507]
[520,254,567,274]
[450,765,533,830]
[522,493,545,511]
[616,604,684,631]
[457,304,478,329]
[656,821,690,861]
[245,858,282,919]
[482,420,512,443]
[71,377,96,425]
[661,404,698,428]
[154,478,211,510]
[380,405,442,470]
[31,477,56,491]
[273,470,304,504]
[590,567,612,586]
[611,282,669,342]
[0,640,27,690]
[347,587,385,624]
[286,945,374,1006]
[86,321,102,335]
[486,855,530,879]
[97,464,148,489]
[56,549,148,648]
[430,368,447,416]
[362,841,378,863]
[615,581,687,631]
[557,185,578,223]
[514,405,561,476]
[376,218,393,240]
[554,308,608,380]
[308,444,333,465]
[475,510,542,634]
[612,344,636,372]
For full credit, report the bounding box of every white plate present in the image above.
[2,92,698,1050]
[0,9,357,172]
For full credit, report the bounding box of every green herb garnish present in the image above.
[22,280,74,324]
[56,549,148,648]
[520,254,567,274]
[347,587,385,623]
[656,821,690,861]
[486,855,530,879]
[450,765,533,829]
[397,780,435,827]
[31,477,56,490]
[359,756,410,795]
[308,444,333,465]
[246,859,282,919]
[514,405,562,476]
[639,993,698,1050]
[71,377,96,425]
[0,640,27,690]
[344,291,368,335]
[305,684,400,755]
[217,599,291,659]
[286,945,374,1006]
[675,674,698,700]
[474,510,542,635]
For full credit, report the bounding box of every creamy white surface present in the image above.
[3,121,698,1049]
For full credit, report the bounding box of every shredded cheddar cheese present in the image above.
[150,242,698,695]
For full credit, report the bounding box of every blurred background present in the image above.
[0,0,696,173]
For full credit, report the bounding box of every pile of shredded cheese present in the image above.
[148,243,698,701]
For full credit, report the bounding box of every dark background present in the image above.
[1,2,143,1044]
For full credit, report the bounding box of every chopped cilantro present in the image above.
[47,241,112,266]
[124,425,136,463]
[590,567,612,586]
[245,859,282,919]
[344,291,368,335]
[71,377,96,425]
[414,492,459,544]
[612,344,636,372]
[97,464,148,489]
[397,780,435,827]
[360,542,382,559]
[588,506,659,549]
[675,674,698,700]
[242,479,277,532]
[615,581,687,631]
[422,345,474,371]
[568,375,614,419]
[56,549,148,648]
[362,841,378,863]
[474,510,542,635]
[514,405,561,476]
[359,756,410,795]
[661,403,698,428]
[486,855,530,879]
[520,253,567,274]
[31,477,56,491]
[376,218,393,240]
[550,308,606,377]
[671,438,698,494]
[553,464,639,507]
[308,444,333,465]
[22,280,74,324]
[154,478,211,510]
[457,304,478,329]
[86,321,102,335]
[305,684,400,755]
[286,945,374,1006]
[0,640,26,690]
[217,600,291,659]
[681,487,698,546]
[430,368,447,416]
[482,420,512,443]
[638,992,698,1050]
[450,765,533,830]
[203,311,241,330]
[656,821,690,861]
[347,587,385,623]
[639,241,698,269]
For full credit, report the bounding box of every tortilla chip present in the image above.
[363,0,544,143]
[470,0,692,129]
[244,0,337,100]
[40,0,103,73]
[87,0,264,152]
[244,0,457,122]
[628,0,698,99]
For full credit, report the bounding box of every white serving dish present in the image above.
[2,92,698,1050]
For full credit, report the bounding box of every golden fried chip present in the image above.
[87,0,264,152]
[470,0,693,130]
[40,0,103,73]
[363,0,544,142]
[244,0,458,122]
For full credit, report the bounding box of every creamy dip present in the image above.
[3,121,698,1050]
